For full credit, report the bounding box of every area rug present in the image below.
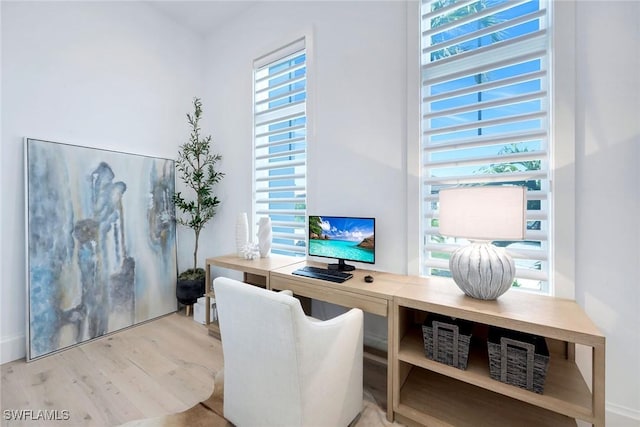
[119,368,402,427]
[118,370,231,427]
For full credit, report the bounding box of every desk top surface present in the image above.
[206,254,604,343]
[206,253,304,274]
[391,274,605,343]
[270,260,406,301]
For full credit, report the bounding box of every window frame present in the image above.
[407,0,576,298]
[252,35,313,258]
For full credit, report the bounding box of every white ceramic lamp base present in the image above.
[449,242,516,300]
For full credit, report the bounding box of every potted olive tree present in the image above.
[174,97,224,312]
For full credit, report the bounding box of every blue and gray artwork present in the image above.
[26,139,177,359]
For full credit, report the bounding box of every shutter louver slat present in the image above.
[423,111,546,136]
[256,173,305,183]
[255,61,305,85]
[425,149,546,169]
[423,90,547,119]
[255,103,305,127]
[255,123,305,140]
[272,243,306,255]
[255,159,305,172]
[256,136,305,150]
[424,129,547,152]
[257,87,306,108]
[255,75,306,96]
[422,0,477,21]
[256,209,304,216]
[256,186,305,194]
[424,189,548,202]
[273,231,306,241]
[256,148,305,161]
[271,221,305,228]
[425,227,548,242]
[424,244,548,262]
[425,210,548,221]
[423,170,547,186]
[424,69,547,103]
[256,198,305,204]
[425,258,547,281]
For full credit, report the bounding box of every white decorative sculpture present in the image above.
[257,217,272,258]
[240,243,260,260]
[236,212,249,258]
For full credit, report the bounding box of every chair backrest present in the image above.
[214,277,306,426]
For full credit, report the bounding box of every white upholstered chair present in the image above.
[213,276,364,427]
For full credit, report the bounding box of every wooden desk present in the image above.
[204,254,304,337]
[270,261,404,422]
[204,254,605,426]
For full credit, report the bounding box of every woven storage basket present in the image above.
[422,313,473,370]
[487,326,550,394]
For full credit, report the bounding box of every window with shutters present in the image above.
[253,38,307,257]
[420,0,551,293]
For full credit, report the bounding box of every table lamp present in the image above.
[438,186,526,300]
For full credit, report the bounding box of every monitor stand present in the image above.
[327,259,355,272]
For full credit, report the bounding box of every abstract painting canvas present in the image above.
[25,138,177,360]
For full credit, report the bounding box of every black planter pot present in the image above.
[176,277,205,306]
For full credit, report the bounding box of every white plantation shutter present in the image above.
[421,0,551,291]
[254,38,307,256]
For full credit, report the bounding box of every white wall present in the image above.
[574,1,640,423]
[0,1,203,363]
[201,1,407,272]
[201,1,407,349]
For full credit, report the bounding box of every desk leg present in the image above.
[593,343,606,427]
[386,305,394,422]
[205,261,211,325]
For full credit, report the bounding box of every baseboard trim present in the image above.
[607,402,640,426]
[1,333,26,364]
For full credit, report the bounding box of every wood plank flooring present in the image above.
[1,312,403,427]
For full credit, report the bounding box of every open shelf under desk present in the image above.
[396,367,577,427]
[398,328,593,422]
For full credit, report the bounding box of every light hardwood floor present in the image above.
[1,312,402,427]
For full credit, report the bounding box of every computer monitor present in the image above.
[308,215,375,271]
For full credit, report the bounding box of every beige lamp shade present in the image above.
[438,186,526,241]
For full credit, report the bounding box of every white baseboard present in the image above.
[607,403,640,426]
[1,333,26,364]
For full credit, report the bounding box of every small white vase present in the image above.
[257,217,272,258]
[236,212,249,258]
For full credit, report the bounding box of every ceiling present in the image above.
[147,1,258,37]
